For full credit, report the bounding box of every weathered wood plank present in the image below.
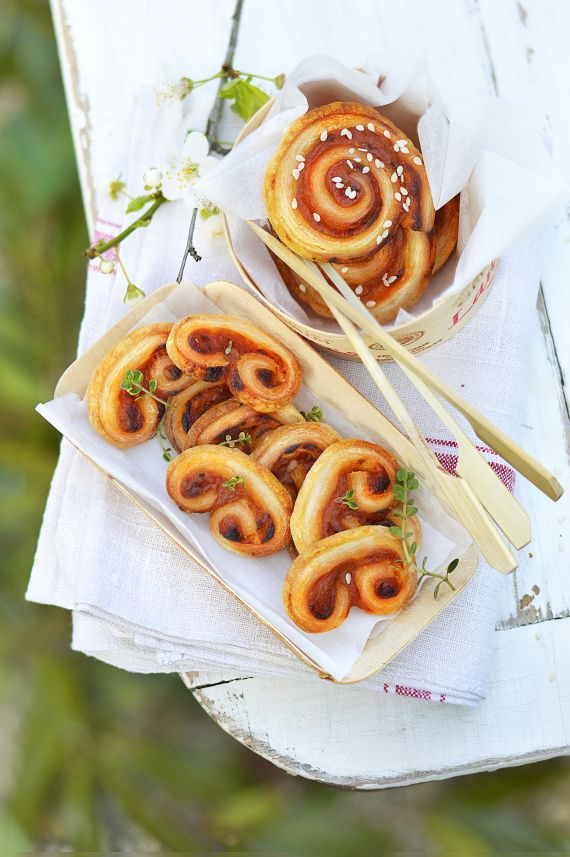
[185,614,570,788]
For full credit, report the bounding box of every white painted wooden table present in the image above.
[52,0,570,787]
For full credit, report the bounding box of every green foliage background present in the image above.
[0,2,568,852]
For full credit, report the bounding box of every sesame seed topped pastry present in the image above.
[283,524,420,633]
[166,314,303,413]
[264,101,459,323]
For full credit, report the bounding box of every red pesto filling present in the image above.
[308,549,400,620]
[181,384,232,433]
[187,330,285,389]
[321,466,393,538]
[211,414,284,449]
[295,130,400,238]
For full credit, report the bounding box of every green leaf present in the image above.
[393,484,406,502]
[133,369,143,384]
[410,541,417,555]
[389,526,402,538]
[396,468,409,483]
[219,77,270,122]
[200,205,220,220]
[407,505,418,516]
[447,557,459,574]
[409,477,419,490]
[434,582,442,598]
[301,405,323,422]
[125,193,154,213]
[148,378,157,392]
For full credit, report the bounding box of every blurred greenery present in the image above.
[1,1,569,853]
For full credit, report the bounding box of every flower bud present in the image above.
[143,167,163,188]
[99,258,115,274]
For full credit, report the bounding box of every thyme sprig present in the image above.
[222,475,246,491]
[335,488,359,510]
[300,405,323,422]
[219,431,252,449]
[157,419,172,463]
[390,469,459,600]
[120,370,169,408]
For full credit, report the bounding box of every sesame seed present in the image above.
[388,275,397,284]
[292,168,300,180]
[345,186,353,196]
[340,128,353,139]
[413,156,423,165]
[295,154,305,161]
[397,139,406,145]
[345,572,352,584]
[355,124,364,131]
[341,266,349,273]
[320,130,328,142]
[350,190,357,199]
[397,165,404,176]
[393,144,400,152]
[298,283,306,292]
[291,198,297,209]
[349,147,355,154]
[355,285,363,295]
[354,157,362,163]
[376,235,383,245]
[367,153,373,162]
[313,212,321,222]
[401,187,408,195]
[381,229,389,239]
[383,220,392,228]
[391,172,398,182]
[375,159,384,169]
[358,147,368,152]
[335,182,344,189]
[297,161,305,171]
[367,122,375,131]
[395,192,402,201]
[384,130,391,138]
[332,176,342,182]
[366,300,376,307]
[347,160,354,169]
[362,166,370,173]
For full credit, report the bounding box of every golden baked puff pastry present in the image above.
[290,439,399,553]
[433,195,460,274]
[184,398,302,453]
[264,101,446,323]
[164,381,232,454]
[283,524,420,633]
[87,323,195,449]
[166,314,302,413]
[251,422,341,501]
[166,445,293,557]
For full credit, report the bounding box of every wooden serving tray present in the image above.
[53,280,479,684]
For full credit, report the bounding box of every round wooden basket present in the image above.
[223,100,498,361]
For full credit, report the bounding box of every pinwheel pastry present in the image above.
[251,422,341,501]
[166,445,293,557]
[87,323,195,448]
[264,101,459,323]
[283,525,420,633]
[290,439,400,553]
[166,314,302,412]
[183,398,302,453]
[164,381,233,454]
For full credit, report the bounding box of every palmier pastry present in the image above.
[290,439,398,553]
[283,525,420,633]
[87,324,195,448]
[164,381,232,453]
[433,195,459,274]
[166,314,302,412]
[251,422,341,501]
[184,398,302,453]
[264,101,453,323]
[166,445,292,557]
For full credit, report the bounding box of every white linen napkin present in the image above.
[27,77,545,706]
